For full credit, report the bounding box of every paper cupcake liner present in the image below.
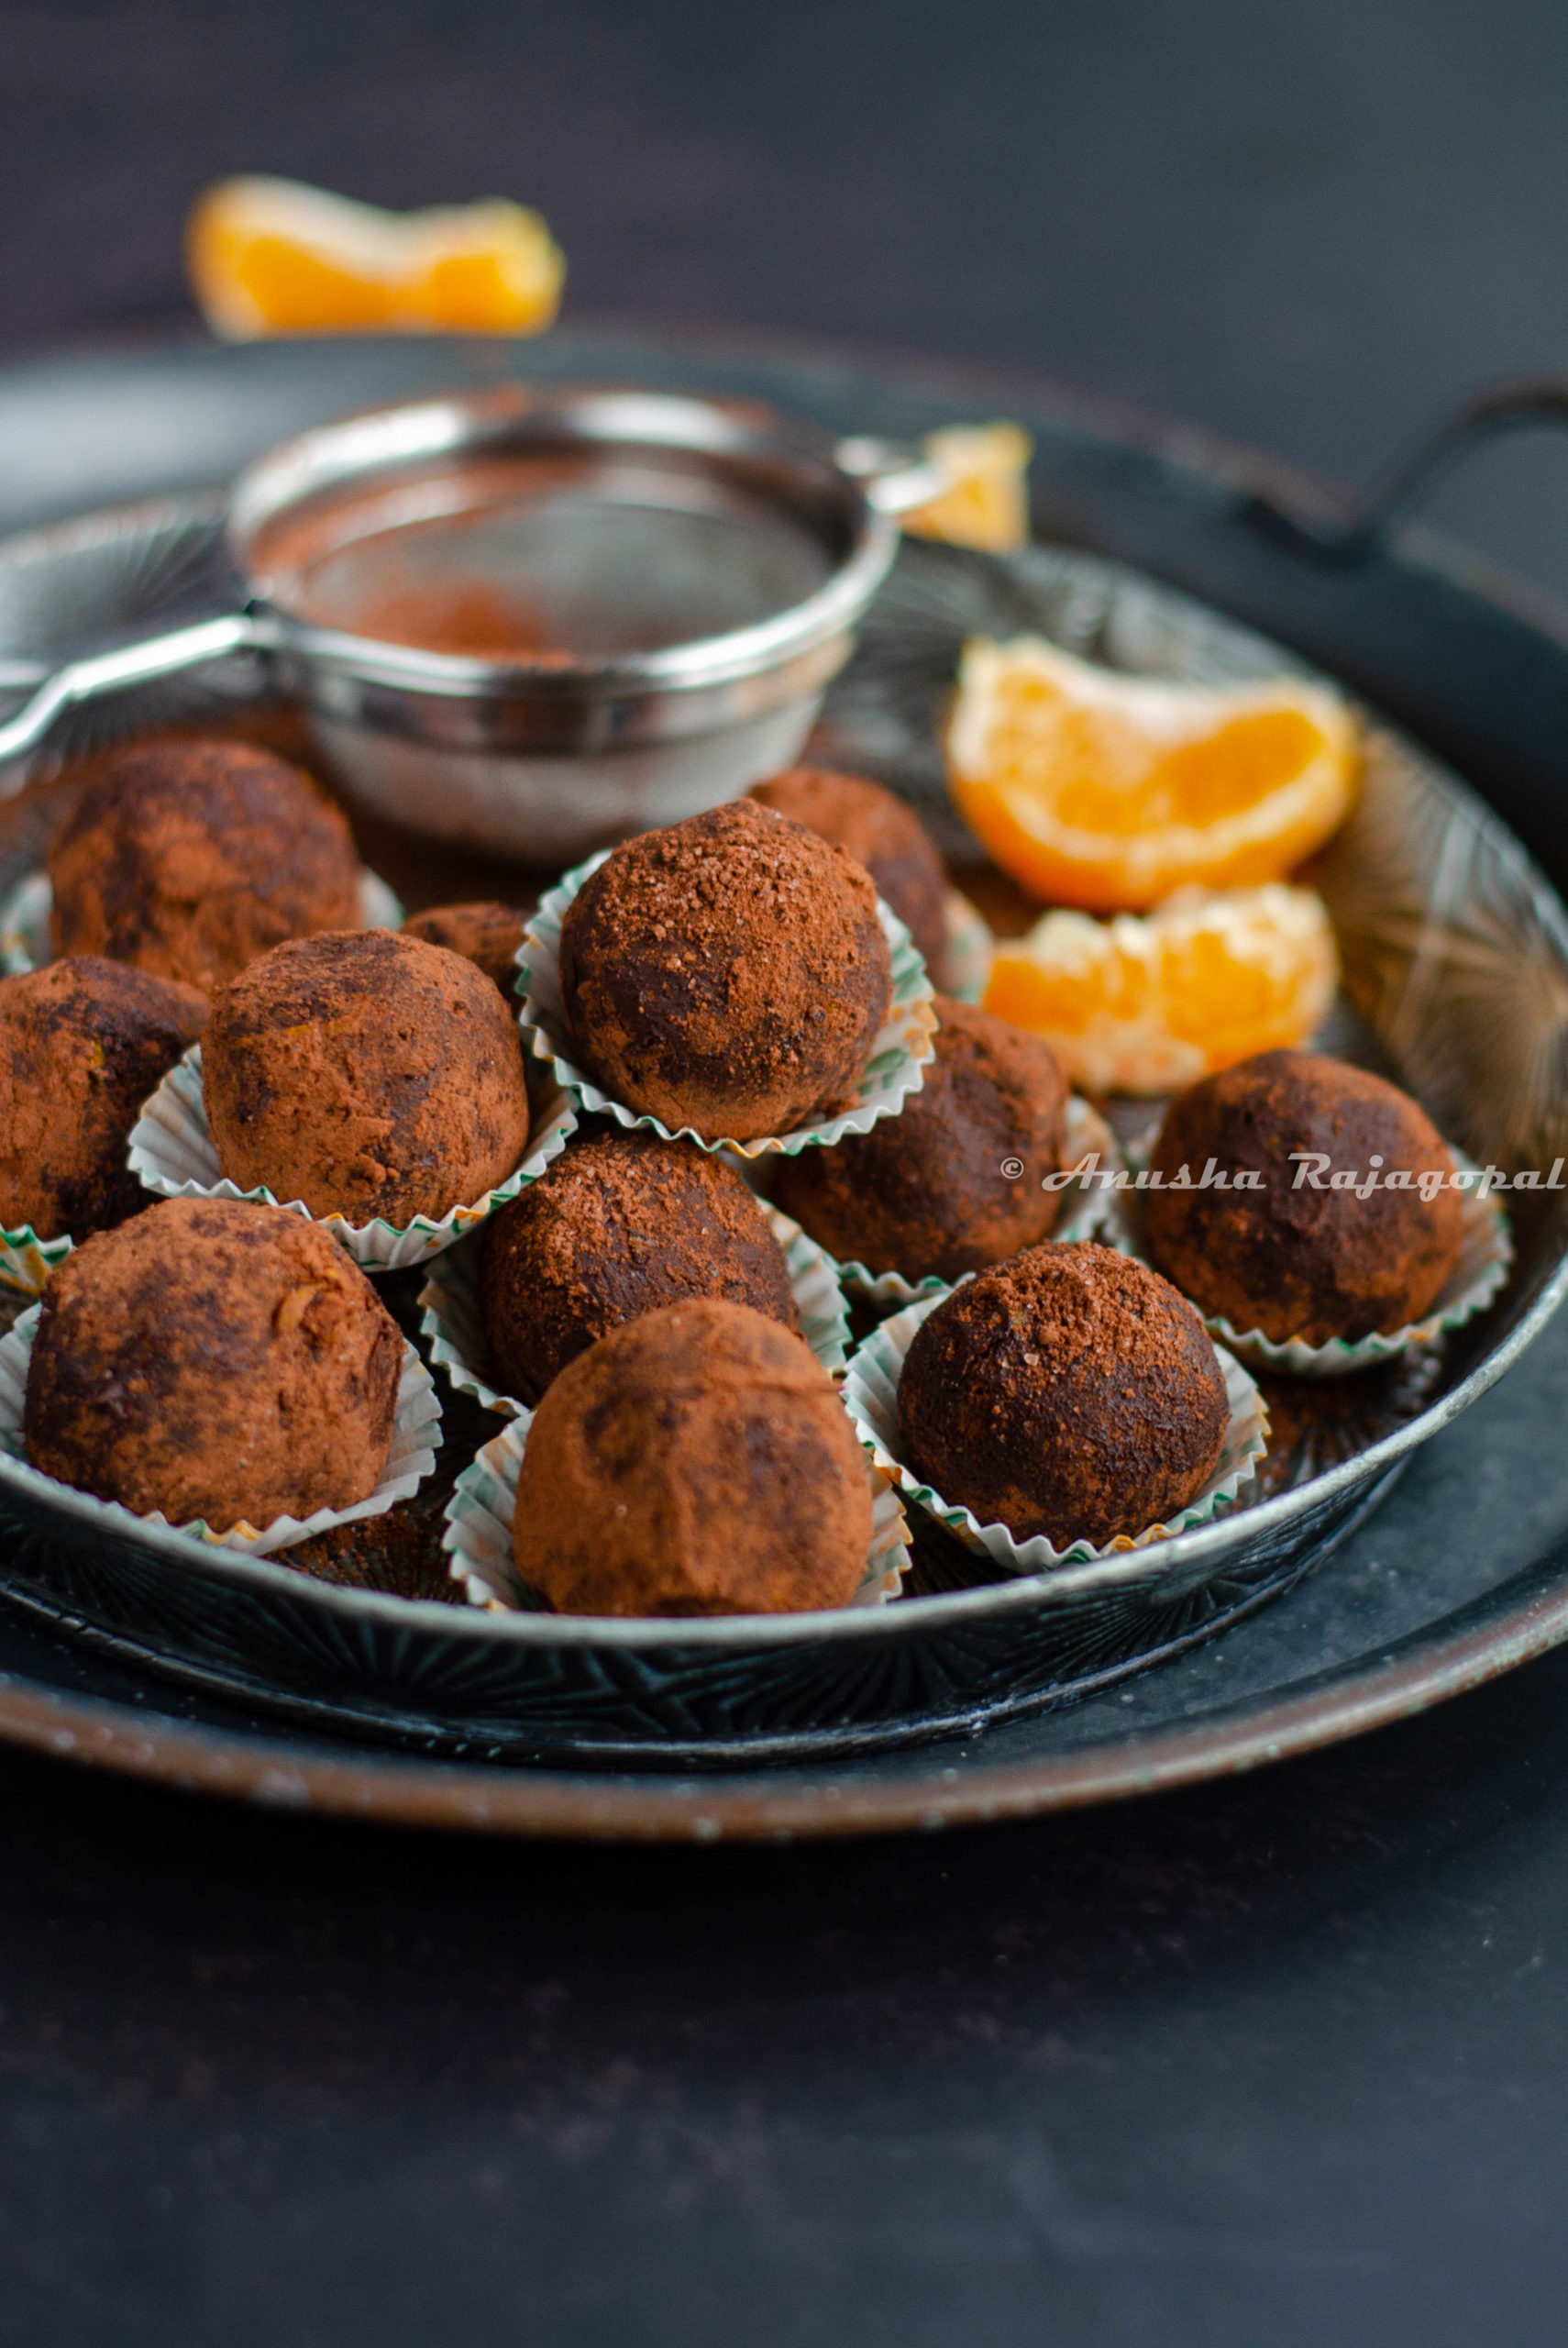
[0,866,403,978]
[514,847,938,1160]
[127,1046,578,1272]
[940,887,993,1005]
[828,1095,1129,1312]
[842,1283,1269,1575]
[1110,1130,1514,1379]
[442,1404,911,1613]
[0,1224,73,1300]
[0,1305,439,1556]
[418,1196,853,1419]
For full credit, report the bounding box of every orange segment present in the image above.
[901,422,1032,552]
[948,636,1358,910]
[985,884,1338,1095]
[187,178,565,340]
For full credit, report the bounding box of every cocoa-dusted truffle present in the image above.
[513,1299,873,1616]
[558,799,894,1141]
[773,994,1069,1280]
[203,929,532,1224]
[23,1196,403,1528]
[750,765,947,972]
[898,1241,1229,1547]
[0,956,206,1240]
[480,1126,797,1405]
[1144,1049,1466,1345]
[49,737,362,990]
[402,902,525,999]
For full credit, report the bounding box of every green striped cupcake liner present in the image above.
[442,1402,911,1613]
[127,1045,577,1272]
[515,846,937,1160]
[842,1283,1269,1577]
[939,887,992,1004]
[1110,1127,1513,1379]
[0,1304,440,1556]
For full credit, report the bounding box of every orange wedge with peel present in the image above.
[985,883,1338,1095]
[901,422,1033,552]
[948,636,1358,911]
[187,177,565,339]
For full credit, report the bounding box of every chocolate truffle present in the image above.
[772,994,1069,1280]
[402,901,525,999]
[750,765,947,972]
[203,929,533,1224]
[49,737,362,991]
[898,1241,1229,1548]
[480,1127,797,1405]
[0,956,206,1240]
[1144,1049,1466,1345]
[23,1196,403,1529]
[558,799,894,1141]
[512,1299,873,1616]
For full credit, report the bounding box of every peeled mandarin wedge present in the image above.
[187,177,565,339]
[984,883,1338,1096]
[947,636,1358,910]
[901,422,1033,552]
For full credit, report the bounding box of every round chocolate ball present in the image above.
[558,799,894,1141]
[0,956,206,1240]
[203,929,533,1224]
[1144,1049,1466,1344]
[772,994,1069,1280]
[49,737,363,991]
[898,1241,1230,1548]
[402,901,525,1000]
[512,1298,874,1616]
[750,765,947,973]
[480,1126,798,1406]
[23,1196,403,1529]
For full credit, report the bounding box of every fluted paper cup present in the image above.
[0,1307,439,1556]
[515,847,937,1159]
[127,1047,577,1272]
[842,1284,1269,1575]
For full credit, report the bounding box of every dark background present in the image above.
[5,3,1568,2342]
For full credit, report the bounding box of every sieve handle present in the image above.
[1246,375,1568,564]
[0,610,268,787]
[834,435,950,517]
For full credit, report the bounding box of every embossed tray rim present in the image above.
[0,518,1560,1651]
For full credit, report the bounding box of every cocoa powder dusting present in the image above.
[558,799,893,1141]
[898,1240,1229,1547]
[203,929,533,1224]
[773,993,1068,1281]
[480,1125,798,1405]
[512,1299,873,1616]
[0,956,206,1241]
[23,1196,402,1530]
[401,901,525,999]
[749,766,948,972]
[48,738,362,991]
[1146,1049,1465,1344]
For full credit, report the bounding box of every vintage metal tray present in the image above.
[0,323,1564,1835]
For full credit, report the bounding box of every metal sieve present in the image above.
[0,384,943,861]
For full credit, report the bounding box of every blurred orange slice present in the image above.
[985,883,1338,1095]
[948,636,1357,910]
[901,422,1032,552]
[187,176,565,339]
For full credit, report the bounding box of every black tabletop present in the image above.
[6,6,1568,2342]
